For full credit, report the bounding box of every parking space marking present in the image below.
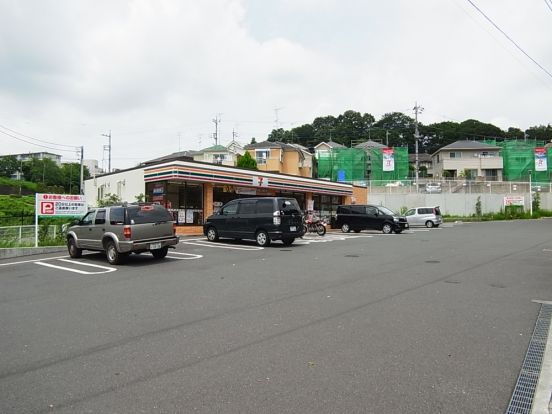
[167,252,203,260]
[180,240,264,251]
[35,259,117,275]
[0,255,69,267]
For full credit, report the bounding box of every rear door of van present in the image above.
[278,198,303,232]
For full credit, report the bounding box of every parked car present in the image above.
[335,204,409,234]
[66,203,179,265]
[404,206,442,228]
[425,182,442,193]
[203,197,304,247]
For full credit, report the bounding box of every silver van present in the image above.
[404,206,442,228]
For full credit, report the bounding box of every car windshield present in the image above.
[378,206,397,216]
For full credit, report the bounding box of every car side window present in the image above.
[365,206,378,215]
[238,200,256,214]
[222,202,238,216]
[109,207,125,225]
[256,199,274,214]
[95,209,106,225]
[80,211,94,225]
[351,206,365,214]
[405,209,415,216]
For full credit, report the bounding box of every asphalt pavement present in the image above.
[1,220,551,413]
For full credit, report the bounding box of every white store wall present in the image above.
[84,167,146,207]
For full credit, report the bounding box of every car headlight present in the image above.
[393,217,399,222]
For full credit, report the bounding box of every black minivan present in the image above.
[335,204,409,234]
[203,197,304,246]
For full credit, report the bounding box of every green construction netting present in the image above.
[498,140,551,181]
[316,148,366,182]
[369,147,409,182]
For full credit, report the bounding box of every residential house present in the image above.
[431,140,503,180]
[244,141,314,177]
[193,143,243,166]
[5,151,62,180]
[354,139,387,179]
[408,153,433,177]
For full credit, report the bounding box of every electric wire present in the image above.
[466,0,552,80]
[0,129,79,153]
[0,124,78,149]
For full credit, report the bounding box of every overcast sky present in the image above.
[1,0,551,169]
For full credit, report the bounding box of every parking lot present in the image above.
[1,220,552,413]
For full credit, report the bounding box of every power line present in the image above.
[0,129,79,153]
[466,0,552,81]
[0,124,78,148]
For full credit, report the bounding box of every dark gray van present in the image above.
[203,197,303,246]
[335,204,409,234]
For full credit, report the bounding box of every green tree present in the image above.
[22,158,63,187]
[506,127,524,140]
[97,193,122,207]
[61,163,90,194]
[237,151,257,170]
[0,155,19,178]
[250,137,257,144]
[526,124,552,143]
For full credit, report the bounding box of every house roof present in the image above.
[198,145,228,152]
[314,141,346,150]
[408,153,432,163]
[354,140,387,150]
[143,150,198,165]
[434,140,501,154]
[244,140,294,150]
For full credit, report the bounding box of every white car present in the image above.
[425,183,442,193]
[405,206,442,228]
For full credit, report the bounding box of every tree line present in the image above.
[267,110,552,154]
[0,156,90,194]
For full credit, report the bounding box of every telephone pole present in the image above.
[413,102,424,189]
[212,114,221,145]
[79,146,84,195]
[101,130,112,173]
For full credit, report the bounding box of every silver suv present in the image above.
[404,206,442,228]
[67,203,179,264]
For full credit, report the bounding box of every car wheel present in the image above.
[425,221,434,228]
[341,223,350,233]
[151,246,169,259]
[206,227,219,242]
[382,223,393,234]
[282,237,295,246]
[106,240,126,265]
[256,230,271,247]
[67,237,82,258]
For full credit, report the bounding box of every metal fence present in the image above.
[367,180,552,195]
[0,225,63,245]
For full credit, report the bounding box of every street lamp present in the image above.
[528,169,532,216]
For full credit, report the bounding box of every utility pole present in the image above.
[386,130,389,147]
[101,130,112,173]
[79,146,84,195]
[212,115,221,145]
[274,107,283,129]
[413,102,424,190]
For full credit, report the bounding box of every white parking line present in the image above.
[167,252,203,260]
[180,240,264,251]
[0,255,69,267]
[36,259,116,274]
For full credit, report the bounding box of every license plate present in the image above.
[290,226,296,231]
[150,242,162,250]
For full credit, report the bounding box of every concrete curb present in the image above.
[0,246,66,259]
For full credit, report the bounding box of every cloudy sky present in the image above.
[1,0,551,169]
